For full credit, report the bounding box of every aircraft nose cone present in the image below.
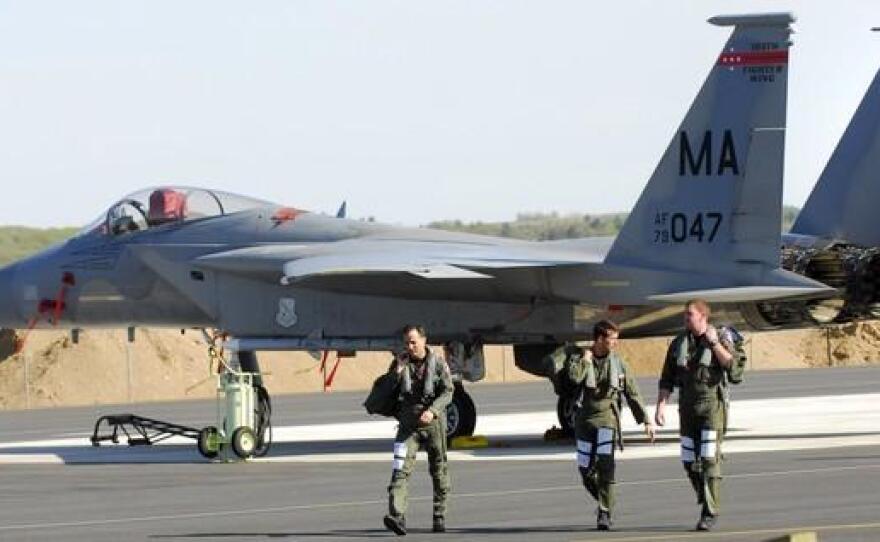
[0,263,21,328]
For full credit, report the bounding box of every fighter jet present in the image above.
[0,12,824,438]
[771,36,880,325]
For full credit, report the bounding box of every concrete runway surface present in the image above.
[0,366,877,541]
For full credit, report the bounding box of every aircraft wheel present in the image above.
[253,385,273,457]
[231,426,257,459]
[446,384,476,440]
[198,426,222,459]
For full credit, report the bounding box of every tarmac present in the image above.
[0,366,878,541]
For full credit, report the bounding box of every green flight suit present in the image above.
[387,348,454,521]
[659,329,735,518]
[565,347,650,514]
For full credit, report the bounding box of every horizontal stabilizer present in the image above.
[648,275,832,303]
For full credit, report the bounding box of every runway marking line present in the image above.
[0,463,878,532]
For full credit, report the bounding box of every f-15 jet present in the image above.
[0,12,824,438]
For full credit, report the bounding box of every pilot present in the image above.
[383,324,453,536]
[654,299,735,531]
[565,319,655,531]
[148,188,187,226]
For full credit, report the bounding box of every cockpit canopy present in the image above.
[80,187,275,236]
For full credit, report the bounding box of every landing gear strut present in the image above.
[237,351,272,457]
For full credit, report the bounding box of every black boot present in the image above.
[383,515,407,536]
[696,513,716,531]
[596,509,612,531]
[432,516,446,533]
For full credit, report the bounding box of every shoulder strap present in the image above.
[580,348,597,389]
[672,332,690,367]
[610,352,625,376]
[423,351,437,397]
[608,352,625,390]
[401,356,412,395]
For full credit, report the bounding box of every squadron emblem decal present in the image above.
[276,297,298,328]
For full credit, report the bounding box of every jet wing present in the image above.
[281,255,492,283]
[195,239,596,285]
[278,251,593,284]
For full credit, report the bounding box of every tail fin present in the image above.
[791,46,880,246]
[606,13,795,271]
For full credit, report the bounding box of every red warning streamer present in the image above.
[14,272,75,354]
[324,355,344,391]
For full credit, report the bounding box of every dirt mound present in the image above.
[799,321,880,367]
[1,323,878,410]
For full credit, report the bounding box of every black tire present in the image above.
[253,385,272,458]
[556,394,577,437]
[197,426,221,459]
[446,385,476,440]
[231,426,257,459]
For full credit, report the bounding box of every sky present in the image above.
[0,1,878,228]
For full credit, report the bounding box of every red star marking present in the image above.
[271,207,306,226]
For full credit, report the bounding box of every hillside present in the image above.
[0,226,80,266]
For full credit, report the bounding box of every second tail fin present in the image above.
[791,47,880,247]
